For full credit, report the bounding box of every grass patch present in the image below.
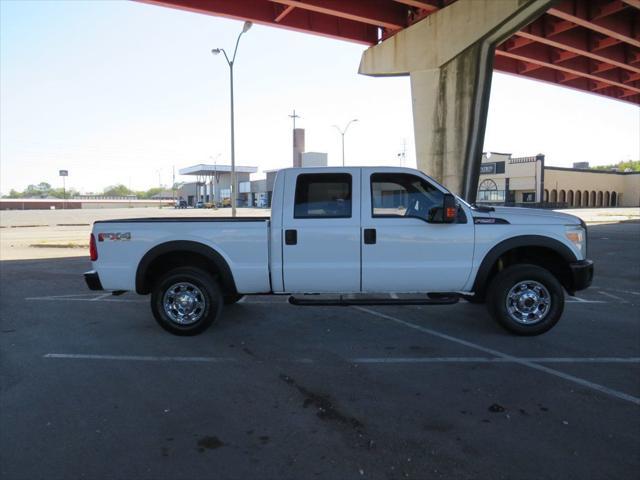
[29,242,88,249]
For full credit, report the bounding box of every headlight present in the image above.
[565,226,586,258]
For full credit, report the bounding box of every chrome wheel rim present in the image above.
[163,282,206,325]
[506,280,551,325]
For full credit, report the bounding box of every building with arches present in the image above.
[478,153,640,208]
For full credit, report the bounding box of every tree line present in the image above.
[592,160,640,172]
[2,182,178,199]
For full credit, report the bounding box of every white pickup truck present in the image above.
[85,167,593,336]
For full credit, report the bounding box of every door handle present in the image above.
[285,229,297,245]
[363,228,376,244]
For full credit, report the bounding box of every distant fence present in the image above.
[0,199,171,210]
[477,201,569,209]
[0,200,81,211]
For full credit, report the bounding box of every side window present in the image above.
[294,173,352,219]
[371,173,444,222]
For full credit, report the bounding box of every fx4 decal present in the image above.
[98,232,131,242]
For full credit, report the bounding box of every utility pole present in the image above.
[289,109,300,130]
[397,138,406,167]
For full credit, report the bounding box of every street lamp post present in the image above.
[212,21,252,218]
[332,119,358,167]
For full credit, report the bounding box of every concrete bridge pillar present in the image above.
[359,0,552,201]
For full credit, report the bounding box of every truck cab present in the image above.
[270,167,474,294]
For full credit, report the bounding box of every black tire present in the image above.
[150,267,223,336]
[462,294,485,304]
[486,264,564,336]
[223,294,244,305]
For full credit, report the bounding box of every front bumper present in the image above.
[569,259,594,293]
[84,270,104,291]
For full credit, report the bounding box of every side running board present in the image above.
[288,293,459,307]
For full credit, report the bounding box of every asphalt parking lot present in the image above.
[1,221,639,480]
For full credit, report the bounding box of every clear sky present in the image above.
[1,0,638,194]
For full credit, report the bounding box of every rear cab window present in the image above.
[294,173,352,219]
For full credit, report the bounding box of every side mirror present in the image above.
[443,194,457,223]
[427,193,458,223]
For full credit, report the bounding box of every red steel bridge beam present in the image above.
[136,0,640,104]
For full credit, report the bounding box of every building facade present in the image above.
[477,153,639,208]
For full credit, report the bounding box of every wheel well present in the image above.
[137,248,237,295]
[477,246,572,295]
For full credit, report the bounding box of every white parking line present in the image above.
[44,353,238,363]
[25,293,99,299]
[565,297,605,303]
[90,293,113,301]
[598,291,627,302]
[44,353,640,368]
[353,306,640,406]
[43,353,314,363]
[593,287,640,297]
[26,296,145,303]
[351,357,640,364]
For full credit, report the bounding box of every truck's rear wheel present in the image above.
[151,267,223,336]
[487,264,564,336]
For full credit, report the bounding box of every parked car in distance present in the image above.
[195,201,204,209]
[174,200,187,209]
[85,166,593,337]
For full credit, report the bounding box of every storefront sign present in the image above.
[480,163,496,174]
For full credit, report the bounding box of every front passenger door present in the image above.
[361,170,474,293]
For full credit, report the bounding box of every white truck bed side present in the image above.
[92,219,271,293]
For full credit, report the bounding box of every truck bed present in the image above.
[94,217,269,223]
[92,217,271,293]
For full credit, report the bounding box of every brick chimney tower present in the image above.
[289,109,305,167]
[293,128,305,168]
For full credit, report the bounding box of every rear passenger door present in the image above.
[282,169,361,293]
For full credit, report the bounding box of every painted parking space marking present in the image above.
[43,353,314,363]
[565,296,605,303]
[351,357,640,364]
[26,296,145,303]
[44,353,640,366]
[592,287,640,297]
[353,306,640,406]
[44,353,239,363]
[90,293,113,301]
[598,291,628,302]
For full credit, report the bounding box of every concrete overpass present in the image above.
[138,0,639,201]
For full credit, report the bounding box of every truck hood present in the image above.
[474,206,582,225]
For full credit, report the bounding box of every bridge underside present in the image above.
[139,0,639,200]
[140,0,639,105]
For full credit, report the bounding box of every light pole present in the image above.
[59,169,68,209]
[212,21,252,217]
[333,119,358,167]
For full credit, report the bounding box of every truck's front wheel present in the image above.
[487,264,564,336]
[151,267,223,336]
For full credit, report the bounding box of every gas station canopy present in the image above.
[179,164,258,176]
